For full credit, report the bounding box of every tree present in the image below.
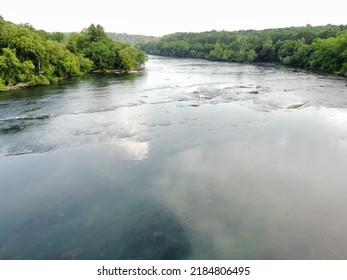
[0,48,23,84]
[46,40,93,77]
[276,40,301,64]
[310,34,347,73]
[86,24,108,42]
[0,48,36,85]
[67,24,147,71]
[208,42,225,61]
[246,50,257,62]
[0,18,97,88]
[139,24,347,75]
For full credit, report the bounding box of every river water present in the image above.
[0,56,347,259]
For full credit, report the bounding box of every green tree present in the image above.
[208,42,225,61]
[246,50,257,62]
[67,24,147,71]
[310,34,347,73]
[86,41,114,69]
[86,24,108,42]
[0,48,36,85]
[139,24,346,75]
[0,48,23,84]
[0,18,98,88]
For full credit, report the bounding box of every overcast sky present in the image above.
[1,0,346,36]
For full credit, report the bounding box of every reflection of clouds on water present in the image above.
[328,110,347,125]
[151,147,272,259]
[115,139,149,160]
[149,118,347,259]
[326,110,347,143]
[110,104,150,161]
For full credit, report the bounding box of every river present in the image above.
[0,55,347,259]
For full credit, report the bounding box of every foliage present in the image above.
[107,32,158,46]
[310,33,347,74]
[0,18,147,89]
[0,17,93,87]
[67,24,148,71]
[139,25,347,75]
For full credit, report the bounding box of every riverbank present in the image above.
[0,68,145,92]
[91,67,145,75]
[0,85,10,92]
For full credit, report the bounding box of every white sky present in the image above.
[1,0,346,36]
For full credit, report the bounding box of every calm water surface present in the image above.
[0,56,347,259]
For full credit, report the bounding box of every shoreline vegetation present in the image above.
[1,17,346,92]
[0,16,147,92]
[0,68,146,92]
[138,24,347,77]
[91,67,145,74]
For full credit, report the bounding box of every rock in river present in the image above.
[287,103,305,109]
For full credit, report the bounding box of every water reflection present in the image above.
[83,72,144,89]
[116,139,149,160]
[1,56,347,259]
[147,114,347,259]
[118,208,191,260]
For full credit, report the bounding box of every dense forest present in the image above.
[0,17,147,91]
[107,33,158,46]
[138,25,347,76]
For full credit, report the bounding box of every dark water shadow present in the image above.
[118,208,192,260]
[83,72,145,88]
[75,207,192,260]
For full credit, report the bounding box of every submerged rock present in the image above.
[192,90,202,94]
[118,209,192,260]
[224,84,260,89]
[287,103,305,109]
[198,94,212,99]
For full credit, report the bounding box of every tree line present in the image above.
[138,24,347,76]
[0,17,147,91]
[107,32,158,46]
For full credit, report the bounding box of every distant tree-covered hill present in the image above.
[0,17,147,91]
[107,33,158,46]
[139,24,347,76]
